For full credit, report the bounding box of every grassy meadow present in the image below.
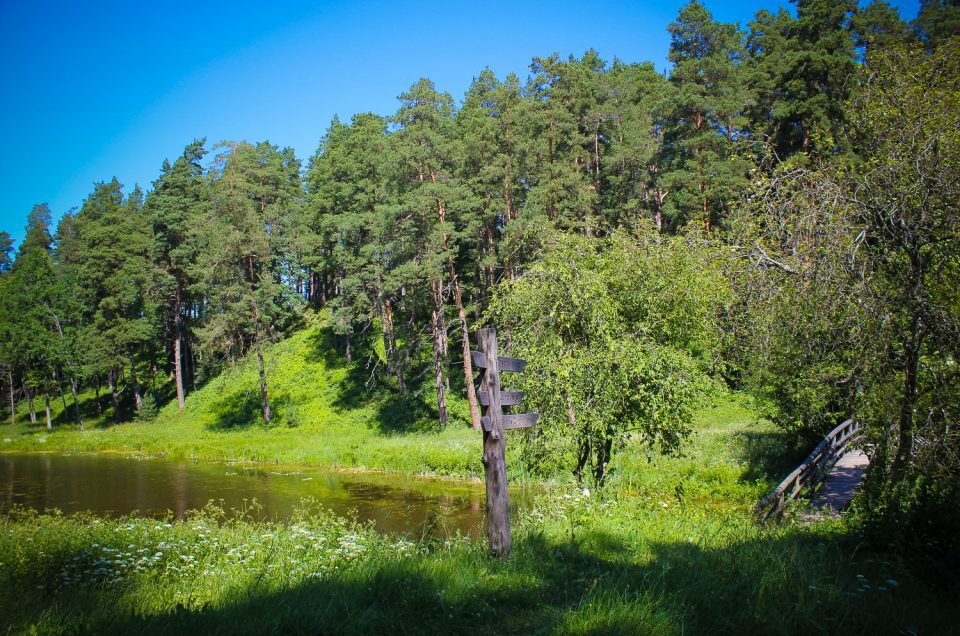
[1,316,484,478]
[2,318,958,633]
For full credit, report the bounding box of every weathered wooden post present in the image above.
[472,327,538,558]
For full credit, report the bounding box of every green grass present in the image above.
[3,488,956,634]
[1,314,484,478]
[2,315,956,633]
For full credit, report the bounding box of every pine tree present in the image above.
[72,180,156,421]
[660,0,752,231]
[201,141,302,424]
[147,139,208,410]
[6,205,59,430]
[914,0,960,43]
[390,78,481,427]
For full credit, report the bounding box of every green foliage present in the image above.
[136,393,159,421]
[914,0,960,43]
[490,229,726,486]
[660,1,753,230]
[2,481,957,635]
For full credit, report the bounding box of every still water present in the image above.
[0,453,523,537]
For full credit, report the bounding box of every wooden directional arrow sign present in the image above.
[477,390,524,406]
[471,351,527,373]
[481,413,540,431]
[472,330,538,558]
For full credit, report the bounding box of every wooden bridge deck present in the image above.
[807,449,870,515]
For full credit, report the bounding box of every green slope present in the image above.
[1,314,483,477]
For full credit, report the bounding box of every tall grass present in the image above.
[1,318,484,479]
[2,490,956,635]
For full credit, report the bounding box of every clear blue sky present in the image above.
[0,0,919,245]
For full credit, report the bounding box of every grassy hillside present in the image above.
[1,313,799,497]
[1,315,482,477]
[4,316,957,633]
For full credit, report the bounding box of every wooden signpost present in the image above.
[473,327,538,557]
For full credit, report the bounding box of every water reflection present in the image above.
[0,453,527,538]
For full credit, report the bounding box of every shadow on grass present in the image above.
[205,390,305,431]
[732,429,808,484]
[305,322,442,436]
[9,524,954,635]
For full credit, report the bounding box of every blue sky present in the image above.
[0,0,919,245]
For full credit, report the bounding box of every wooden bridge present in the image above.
[756,419,869,521]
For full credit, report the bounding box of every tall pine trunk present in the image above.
[24,382,36,424]
[377,296,395,374]
[256,338,271,423]
[7,369,14,425]
[174,291,185,410]
[385,298,405,394]
[108,368,121,422]
[56,368,68,414]
[452,280,481,430]
[94,379,103,418]
[44,389,52,432]
[430,279,448,426]
[70,375,83,431]
[129,356,142,412]
[246,256,271,424]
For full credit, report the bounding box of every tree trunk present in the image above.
[44,389,52,432]
[452,281,481,430]
[256,339,271,424]
[245,255,271,424]
[174,291,185,410]
[377,296,395,373]
[129,356,142,412]
[344,332,352,363]
[70,375,84,431]
[891,316,923,480]
[56,368,68,415]
[385,298,405,394]
[430,280,448,427]
[108,368,121,422]
[7,369,14,425]
[24,382,36,424]
[94,380,103,418]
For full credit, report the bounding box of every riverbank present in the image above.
[1,321,487,479]
[4,363,958,632]
[3,487,957,634]
[1,320,787,500]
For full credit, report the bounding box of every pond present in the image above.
[0,453,527,537]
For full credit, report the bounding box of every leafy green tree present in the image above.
[847,41,960,484]
[72,180,156,421]
[914,0,960,43]
[490,229,723,486]
[147,139,209,410]
[732,42,960,549]
[201,141,303,424]
[660,1,752,231]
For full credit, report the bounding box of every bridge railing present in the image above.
[755,418,864,521]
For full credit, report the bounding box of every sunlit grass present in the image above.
[3,490,955,635]
[1,316,482,478]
